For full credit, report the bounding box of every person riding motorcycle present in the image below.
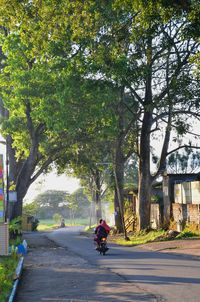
[94,219,110,249]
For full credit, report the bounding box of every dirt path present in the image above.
[15,232,157,302]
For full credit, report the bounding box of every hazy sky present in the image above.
[24,172,80,203]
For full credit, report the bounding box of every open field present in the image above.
[37,218,90,231]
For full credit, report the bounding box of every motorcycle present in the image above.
[97,237,109,255]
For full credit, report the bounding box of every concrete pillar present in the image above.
[162,174,171,229]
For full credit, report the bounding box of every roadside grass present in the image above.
[111,229,167,246]
[176,226,200,239]
[84,225,96,232]
[38,218,90,231]
[37,220,58,231]
[84,225,96,236]
[111,225,200,246]
[0,252,19,301]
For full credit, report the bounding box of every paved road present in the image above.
[16,229,156,302]
[47,227,200,302]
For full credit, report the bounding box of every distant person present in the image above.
[60,218,65,228]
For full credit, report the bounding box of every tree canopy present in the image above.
[0,0,199,230]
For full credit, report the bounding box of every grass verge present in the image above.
[111,229,167,246]
[0,253,19,302]
[37,222,58,231]
[37,218,90,231]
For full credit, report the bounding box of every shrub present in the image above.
[0,253,19,301]
[9,217,22,239]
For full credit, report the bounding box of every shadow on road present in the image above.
[16,231,157,302]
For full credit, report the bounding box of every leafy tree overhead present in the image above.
[0,1,98,219]
[63,0,200,230]
[0,0,199,233]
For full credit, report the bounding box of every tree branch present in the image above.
[30,157,54,184]
[167,145,200,156]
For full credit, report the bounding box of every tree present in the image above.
[52,213,62,224]
[32,190,69,219]
[0,1,93,219]
[23,201,39,217]
[124,154,138,189]
[55,0,200,231]
[65,188,90,223]
[55,137,113,223]
[0,0,199,232]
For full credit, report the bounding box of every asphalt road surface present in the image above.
[47,227,200,302]
[16,228,156,302]
[16,227,200,302]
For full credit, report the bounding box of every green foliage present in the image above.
[9,216,22,239]
[9,235,22,250]
[177,223,200,238]
[124,155,138,189]
[29,189,91,220]
[23,202,39,217]
[38,218,89,230]
[115,229,167,246]
[176,231,198,239]
[151,195,160,203]
[34,190,69,208]
[37,220,58,231]
[84,224,97,233]
[0,0,199,230]
[52,213,62,224]
[0,254,19,302]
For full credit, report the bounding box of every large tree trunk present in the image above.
[113,188,122,231]
[13,134,40,218]
[7,135,24,219]
[113,137,125,233]
[138,111,153,230]
[138,167,152,229]
[5,99,56,220]
[113,90,128,238]
[138,37,153,230]
[113,133,124,232]
[94,170,102,223]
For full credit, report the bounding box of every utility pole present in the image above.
[5,139,9,221]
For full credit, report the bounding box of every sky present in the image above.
[24,172,80,203]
